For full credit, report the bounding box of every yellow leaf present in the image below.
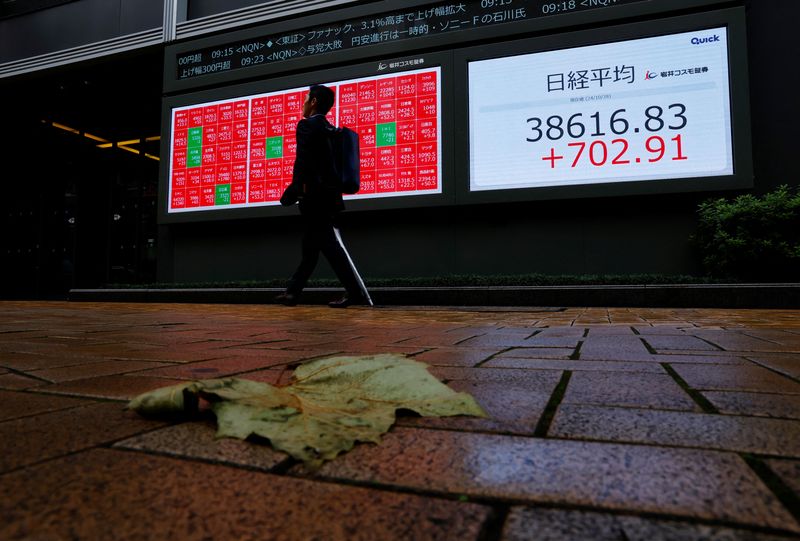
[129,354,487,468]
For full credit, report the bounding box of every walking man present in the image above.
[276,84,372,308]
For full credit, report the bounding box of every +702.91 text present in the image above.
[525,104,689,168]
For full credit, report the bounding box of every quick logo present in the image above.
[691,34,720,45]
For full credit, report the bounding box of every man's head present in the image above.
[303,84,335,118]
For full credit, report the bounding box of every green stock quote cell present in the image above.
[266,136,284,159]
[187,147,202,168]
[187,127,203,148]
[215,184,231,205]
[377,123,397,147]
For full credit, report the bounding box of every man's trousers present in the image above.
[286,213,370,302]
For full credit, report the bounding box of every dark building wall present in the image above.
[187,0,272,20]
[744,0,800,193]
[0,0,163,63]
[162,193,702,283]
[184,0,374,21]
[0,49,163,297]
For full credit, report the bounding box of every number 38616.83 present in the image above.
[525,104,687,142]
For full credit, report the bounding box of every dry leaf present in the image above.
[129,354,486,468]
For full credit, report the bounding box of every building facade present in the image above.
[1,0,796,297]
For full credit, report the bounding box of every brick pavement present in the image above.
[0,301,799,540]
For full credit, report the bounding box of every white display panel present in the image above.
[168,66,442,213]
[468,27,733,192]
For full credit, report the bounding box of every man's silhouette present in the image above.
[276,84,371,308]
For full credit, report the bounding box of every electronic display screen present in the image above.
[168,66,442,213]
[468,26,734,192]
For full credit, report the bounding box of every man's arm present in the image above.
[280,118,314,206]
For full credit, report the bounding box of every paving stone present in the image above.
[562,371,699,411]
[0,351,109,371]
[550,404,800,457]
[483,358,665,373]
[29,359,174,383]
[703,391,800,420]
[311,427,798,531]
[524,334,583,347]
[398,377,557,435]
[114,421,288,470]
[59,342,167,355]
[643,335,722,351]
[747,355,800,379]
[444,325,497,334]
[107,347,233,363]
[396,332,492,347]
[491,347,575,360]
[7,302,800,540]
[197,343,340,357]
[19,336,115,347]
[242,368,295,386]
[44,374,183,401]
[534,326,586,337]
[633,326,692,335]
[671,364,800,394]
[651,352,748,364]
[0,329,47,339]
[238,333,337,345]
[0,402,167,473]
[150,339,264,351]
[742,329,800,348]
[0,448,491,541]
[585,327,637,336]
[137,350,326,379]
[325,343,428,355]
[0,390,92,422]
[97,332,223,346]
[0,372,47,390]
[450,334,535,348]
[765,459,800,499]
[501,507,797,541]
[0,340,74,354]
[659,349,747,357]
[691,331,786,352]
[579,336,655,361]
[411,347,501,367]
[429,366,563,384]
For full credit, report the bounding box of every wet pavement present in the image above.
[1,301,799,540]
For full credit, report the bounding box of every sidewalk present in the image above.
[1,301,799,540]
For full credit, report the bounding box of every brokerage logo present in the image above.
[645,70,658,80]
[691,34,720,45]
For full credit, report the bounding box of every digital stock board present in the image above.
[167,66,442,213]
[162,6,750,221]
[467,26,736,193]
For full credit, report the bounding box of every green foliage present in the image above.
[693,185,800,280]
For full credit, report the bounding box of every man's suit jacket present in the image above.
[280,114,344,215]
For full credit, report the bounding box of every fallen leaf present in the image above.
[129,354,487,468]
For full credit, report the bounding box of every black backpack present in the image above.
[327,126,360,195]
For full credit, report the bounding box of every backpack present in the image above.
[327,126,360,194]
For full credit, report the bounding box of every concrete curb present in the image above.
[68,283,800,308]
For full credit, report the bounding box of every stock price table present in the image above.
[168,66,442,212]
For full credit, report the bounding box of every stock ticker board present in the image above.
[168,67,442,212]
[175,0,649,80]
